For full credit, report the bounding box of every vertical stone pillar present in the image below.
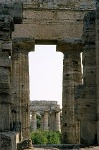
[31,111,37,131]
[43,111,49,131]
[96,2,99,145]
[57,39,82,144]
[79,11,97,145]
[12,38,35,140]
[55,111,61,131]
[0,15,14,132]
[49,111,55,131]
[41,113,44,130]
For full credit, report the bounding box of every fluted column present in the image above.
[43,111,49,131]
[31,111,37,131]
[57,39,82,144]
[12,38,35,141]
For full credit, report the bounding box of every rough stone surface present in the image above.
[57,40,82,144]
[12,0,95,42]
[75,10,97,145]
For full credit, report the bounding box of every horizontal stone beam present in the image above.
[12,38,35,52]
[57,38,83,53]
[0,2,23,24]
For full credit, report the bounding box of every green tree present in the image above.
[31,130,61,144]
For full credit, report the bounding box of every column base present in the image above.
[17,139,34,150]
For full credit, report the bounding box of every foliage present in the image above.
[31,130,61,144]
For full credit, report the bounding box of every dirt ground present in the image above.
[34,146,99,150]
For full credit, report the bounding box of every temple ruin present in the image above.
[30,100,61,131]
[0,0,99,150]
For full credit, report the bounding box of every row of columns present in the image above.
[31,110,61,132]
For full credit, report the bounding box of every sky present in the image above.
[29,45,63,108]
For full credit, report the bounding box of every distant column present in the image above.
[55,111,61,131]
[31,111,37,131]
[49,111,55,131]
[41,113,44,130]
[43,111,49,131]
[57,39,82,144]
[12,38,35,140]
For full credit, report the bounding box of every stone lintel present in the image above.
[12,38,35,53]
[0,2,23,24]
[57,38,83,53]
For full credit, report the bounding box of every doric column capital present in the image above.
[57,38,83,53]
[12,38,35,53]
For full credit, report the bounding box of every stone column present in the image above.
[31,111,37,131]
[41,113,44,130]
[43,111,49,131]
[96,2,99,145]
[49,111,55,131]
[55,111,61,131]
[57,39,82,144]
[12,38,35,140]
[0,15,14,132]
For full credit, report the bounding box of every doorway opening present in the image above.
[29,45,63,108]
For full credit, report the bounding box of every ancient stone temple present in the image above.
[30,100,61,131]
[1,0,99,149]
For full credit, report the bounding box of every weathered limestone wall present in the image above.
[75,11,97,145]
[0,12,21,150]
[11,0,95,42]
[0,14,13,133]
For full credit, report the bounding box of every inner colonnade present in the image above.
[30,101,61,131]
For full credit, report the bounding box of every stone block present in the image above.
[0,103,11,131]
[0,31,11,41]
[0,53,11,68]
[17,139,34,150]
[0,132,19,150]
[81,121,97,145]
[0,2,23,24]
[0,68,11,93]
[0,94,11,104]
[2,41,12,51]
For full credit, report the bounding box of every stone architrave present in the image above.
[57,39,82,144]
[12,38,35,141]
